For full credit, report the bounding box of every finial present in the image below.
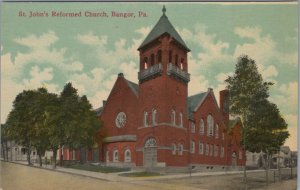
[162,5,166,15]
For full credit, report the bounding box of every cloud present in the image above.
[283,114,298,151]
[77,32,107,46]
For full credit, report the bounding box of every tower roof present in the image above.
[138,6,190,51]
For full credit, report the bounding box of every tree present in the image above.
[1,124,9,161]
[225,55,273,185]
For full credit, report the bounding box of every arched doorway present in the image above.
[232,152,237,168]
[143,137,157,168]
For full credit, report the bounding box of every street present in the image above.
[0,162,297,190]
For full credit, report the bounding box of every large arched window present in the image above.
[157,50,162,63]
[145,137,157,147]
[150,54,155,66]
[144,111,148,127]
[152,109,157,125]
[207,114,214,137]
[113,150,119,162]
[124,149,131,162]
[215,124,219,139]
[179,112,183,127]
[199,119,204,135]
[171,109,176,126]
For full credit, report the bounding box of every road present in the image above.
[0,162,297,190]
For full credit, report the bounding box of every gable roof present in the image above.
[138,7,190,51]
[187,92,207,119]
[125,79,139,97]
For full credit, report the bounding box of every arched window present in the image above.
[191,122,195,133]
[199,142,204,155]
[179,112,183,127]
[199,119,204,135]
[215,124,219,139]
[145,137,157,147]
[157,50,162,63]
[113,150,118,162]
[171,109,176,126]
[205,144,209,156]
[175,54,178,66]
[178,143,183,155]
[124,149,131,162]
[144,57,148,69]
[150,54,155,66]
[169,50,172,63]
[172,143,176,155]
[190,141,195,154]
[144,111,148,127]
[207,114,214,137]
[152,109,157,125]
[106,151,109,162]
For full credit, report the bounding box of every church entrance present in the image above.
[143,138,157,168]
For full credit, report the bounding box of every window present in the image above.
[215,124,219,139]
[210,144,213,156]
[199,142,204,155]
[144,57,148,69]
[106,151,109,162]
[145,138,157,147]
[207,114,214,137]
[172,143,177,155]
[220,146,224,158]
[222,132,225,140]
[178,144,183,155]
[180,58,184,70]
[190,141,195,153]
[199,119,204,135]
[179,112,183,127]
[21,148,26,155]
[144,111,148,127]
[191,122,195,133]
[124,149,131,162]
[205,144,209,156]
[169,50,172,63]
[150,54,155,66]
[239,151,243,160]
[33,151,36,156]
[113,150,119,162]
[171,109,176,126]
[157,50,162,63]
[214,145,218,157]
[152,109,157,125]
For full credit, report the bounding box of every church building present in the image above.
[60,6,245,171]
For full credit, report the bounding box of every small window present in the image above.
[33,151,36,156]
[171,109,176,126]
[157,50,162,63]
[144,57,148,69]
[199,119,204,135]
[179,112,183,127]
[113,150,119,162]
[124,149,131,162]
[106,151,109,162]
[191,122,195,133]
[172,144,176,155]
[215,124,219,139]
[180,58,184,70]
[199,142,204,155]
[205,144,209,156]
[152,109,157,125]
[178,144,183,155]
[21,148,26,155]
[144,111,148,127]
[222,132,225,140]
[190,141,195,154]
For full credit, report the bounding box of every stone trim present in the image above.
[103,135,137,143]
[138,123,187,130]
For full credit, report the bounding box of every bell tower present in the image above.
[137,6,191,129]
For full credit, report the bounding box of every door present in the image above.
[143,138,157,168]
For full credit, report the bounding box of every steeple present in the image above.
[138,6,190,51]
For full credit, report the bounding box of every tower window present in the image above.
[157,50,162,63]
[144,111,148,127]
[171,109,176,125]
[144,57,148,69]
[151,54,155,66]
[152,109,157,125]
[179,112,183,127]
[169,50,172,63]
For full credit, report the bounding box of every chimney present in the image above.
[118,73,124,77]
[220,89,229,122]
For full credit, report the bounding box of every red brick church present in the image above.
[60,6,245,171]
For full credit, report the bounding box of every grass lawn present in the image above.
[119,171,163,177]
[66,164,130,173]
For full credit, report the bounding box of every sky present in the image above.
[1,2,298,150]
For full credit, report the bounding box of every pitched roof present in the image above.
[138,7,190,51]
[125,79,139,97]
[187,92,207,119]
